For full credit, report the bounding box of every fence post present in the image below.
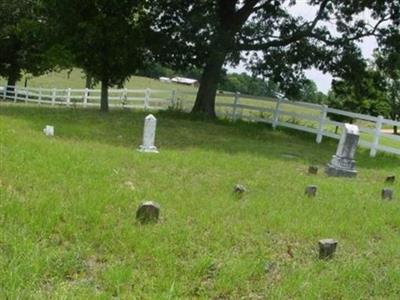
[370,115,383,157]
[83,88,88,107]
[316,105,328,144]
[2,86,6,99]
[13,87,18,102]
[25,87,29,103]
[66,88,71,107]
[38,88,42,104]
[171,89,177,108]
[51,88,56,106]
[121,88,127,108]
[272,97,282,129]
[144,88,150,110]
[232,92,240,121]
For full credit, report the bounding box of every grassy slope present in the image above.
[0,69,197,92]
[1,104,400,299]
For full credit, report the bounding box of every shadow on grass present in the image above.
[1,103,399,170]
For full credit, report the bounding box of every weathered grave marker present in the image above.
[385,175,395,184]
[308,166,319,175]
[43,125,54,136]
[326,123,359,177]
[138,114,158,153]
[305,185,317,197]
[234,184,246,194]
[136,201,160,224]
[318,239,338,259]
[381,188,393,200]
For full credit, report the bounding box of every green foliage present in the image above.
[45,0,149,110]
[218,72,279,97]
[0,0,51,84]
[149,0,400,116]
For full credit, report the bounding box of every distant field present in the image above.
[0,69,198,93]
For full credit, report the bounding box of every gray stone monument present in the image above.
[305,185,317,197]
[234,184,246,194]
[136,201,160,224]
[318,239,338,259]
[326,123,359,177]
[381,188,393,200]
[138,114,158,153]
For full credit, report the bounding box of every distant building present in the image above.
[159,76,199,87]
[159,77,172,83]
[171,77,198,86]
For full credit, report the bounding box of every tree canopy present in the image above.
[150,0,400,117]
[0,0,50,88]
[45,0,150,111]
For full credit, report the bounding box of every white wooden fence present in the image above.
[1,85,399,157]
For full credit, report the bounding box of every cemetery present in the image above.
[0,102,399,298]
[1,0,400,298]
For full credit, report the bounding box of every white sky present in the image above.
[228,2,379,94]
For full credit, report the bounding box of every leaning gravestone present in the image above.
[136,201,160,224]
[138,114,158,153]
[43,125,54,136]
[318,239,338,259]
[326,123,359,177]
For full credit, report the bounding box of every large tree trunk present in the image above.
[191,49,228,118]
[6,69,20,95]
[100,78,109,112]
[85,74,93,89]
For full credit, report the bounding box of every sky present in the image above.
[228,2,379,94]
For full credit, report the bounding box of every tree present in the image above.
[0,0,49,90]
[376,28,400,134]
[46,0,149,112]
[150,0,399,117]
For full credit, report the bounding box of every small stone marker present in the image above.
[385,175,396,184]
[234,184,246,194]
[308,165,318,175]
[318,239,338,259]
[43,125,54,136]
[136,201,160,224]
[138,114,158,153]
[305,185,317,197]
[381,188,393,200]
[326,123,359,177]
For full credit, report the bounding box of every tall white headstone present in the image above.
[43,125,54,136]
[138,114,158,153]
[326,123,359,177]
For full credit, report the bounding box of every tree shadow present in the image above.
[1,104,399,171]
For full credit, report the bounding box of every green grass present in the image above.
[1,69,197,93]
[1,103,400,299]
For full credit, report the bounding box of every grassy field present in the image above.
[0,69,197,93]
[1,103,400,299]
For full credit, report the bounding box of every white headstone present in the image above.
[43,125,54,136]
[138,114,158,153]
[326,123,359,177]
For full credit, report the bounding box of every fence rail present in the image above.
[1,85,399,157]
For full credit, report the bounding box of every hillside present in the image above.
[0,104,399,299]
[0,69,198,93]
